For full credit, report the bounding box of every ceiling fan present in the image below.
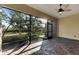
[57,4,72,15]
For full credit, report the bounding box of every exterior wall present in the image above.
[58,13,79,40]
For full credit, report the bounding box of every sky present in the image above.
[1,8,12,28]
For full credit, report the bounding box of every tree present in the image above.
[1,8,29,36]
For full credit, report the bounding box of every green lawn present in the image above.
[3,32,44,43]
[3,32,28,43]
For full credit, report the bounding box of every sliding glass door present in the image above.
[47,21,53,39]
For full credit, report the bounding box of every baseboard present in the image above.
[58,37,79,41]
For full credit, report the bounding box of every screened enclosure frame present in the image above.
[1,6,32,44]
[1,6,48,44]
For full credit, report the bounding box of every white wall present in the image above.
[58,13,79,40]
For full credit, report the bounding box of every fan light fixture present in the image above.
[58,8,64,15]
[56,4,71,15]
[58,4,64,15]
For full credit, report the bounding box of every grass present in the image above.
[2,32,44,43]
[3,33,28,43]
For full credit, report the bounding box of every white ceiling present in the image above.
[27,4,79,18]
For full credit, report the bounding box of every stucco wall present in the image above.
[58,13,79,40]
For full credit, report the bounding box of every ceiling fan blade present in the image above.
[54,9,58,11]
[64,9,72,11]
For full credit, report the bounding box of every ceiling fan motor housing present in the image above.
[58,8,64,12]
